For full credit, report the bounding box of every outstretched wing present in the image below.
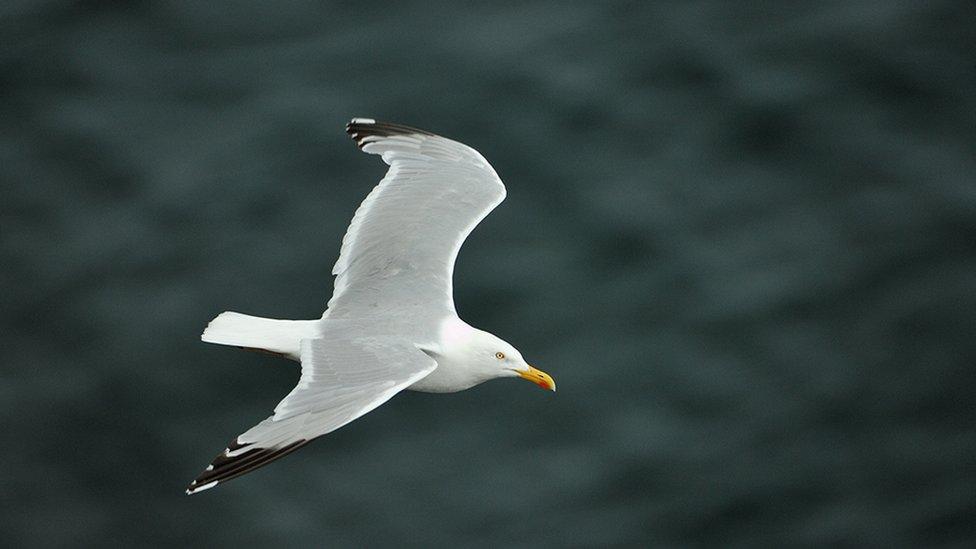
[326,119,506,320]
[186,336,436,494]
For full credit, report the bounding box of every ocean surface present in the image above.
[2,1,974,546]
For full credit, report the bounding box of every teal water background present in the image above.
[2,2,975,546]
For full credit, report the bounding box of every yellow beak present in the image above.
[517,365,556,392]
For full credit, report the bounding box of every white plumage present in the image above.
[187,119,553,495]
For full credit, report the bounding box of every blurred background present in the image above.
[2,1,975,546]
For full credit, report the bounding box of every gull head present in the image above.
[462,328,556,392]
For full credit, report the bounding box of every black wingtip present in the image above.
[345,118,435,148]
[186,438,308,494]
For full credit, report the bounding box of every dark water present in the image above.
[3,1,975,546]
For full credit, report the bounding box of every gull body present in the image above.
[187,119,554,494]
[202,314,532,393]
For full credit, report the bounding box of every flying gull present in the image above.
[186,118,555,495]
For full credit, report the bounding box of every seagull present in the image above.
[186,118,555,495]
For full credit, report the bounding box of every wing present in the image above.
[186,336,436,494]
[325,119,507,319]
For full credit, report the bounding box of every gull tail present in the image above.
[201,311,319,360]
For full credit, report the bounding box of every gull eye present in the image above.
[495,352,505,360]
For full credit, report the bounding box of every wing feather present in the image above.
[186,336,436,494]
[326,119,506,320]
